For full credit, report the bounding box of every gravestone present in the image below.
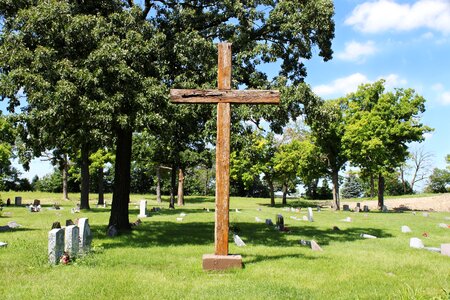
[171,43,279,271]
[138,200,148,218]
[48,228,64,265]
[265,219,273,226]
[382,205,388,213]
[354,206,360,213]
[438,223,448,228]
[410,237,424,249]
[14,196,22,206]
[363,205,369,212]
[307,207,314,222]
[422,212,429,217]
[401,225,412,233]
[343,205,350,211]
[233,234,246,247]
[0,241,7,247]
[311,240,323,251]
[78,218,92,254]
[276,214,285,231]
[33,199,40,206]
[64,225,79,257]
[360,233,377,239]
[356,203,361,208]
[441,244,450,257]
[316,205,321,212]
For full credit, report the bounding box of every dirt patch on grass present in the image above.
[342,193,450,212]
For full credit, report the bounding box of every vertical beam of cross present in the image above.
[215,43,232,255]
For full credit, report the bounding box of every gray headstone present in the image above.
[307,207,314,222]
[363,205,369,212]
[401,225,412,233]
[64,225,79,257]
[438,223,449,228]
[410,237,424,249]
[316,205,321,212]
[233,234,246,247]
[354,206,360,213]
[48,228,64,265]
[14,196,22,206]
[382,205,388,213]
[276,214,284,230]
[7,221,20,229]
[356,202,361,208]
[441,244,450,257]
[265,219,273,226]
[78,218,92,254]
[107,225,118,237]
[422,212,429,217]
[138,200,147,218]
[343,204,350,211]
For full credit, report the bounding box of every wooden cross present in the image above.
[170,42,279,267]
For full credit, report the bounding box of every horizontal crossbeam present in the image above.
[170,89,280,104]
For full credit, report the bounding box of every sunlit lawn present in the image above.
[0,192,449,299]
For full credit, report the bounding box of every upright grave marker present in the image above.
[170,43,280,270]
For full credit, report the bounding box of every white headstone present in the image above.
[441,244,450,257]
[78,218,92,254]
[401,225,412,233]
[422,212,429,217]
[176,217,183,222]
[341,217,352,222]
[0,241,7,247]
[180,212,186,217]
[255,217,263,222]
[7,221,20,229]
[410,237,424,249]
[307,207,314,222]
[438,223,448,228]
[138,200,147,218]
[233,234,246,247]
[311,240,323,251]
[65,225,79,257]
[48,228,64,265]
[360,233,377,239]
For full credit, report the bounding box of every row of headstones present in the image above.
[343,203,370,212]
[48,218,92,265]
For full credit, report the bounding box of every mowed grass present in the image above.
[0,192,449,300]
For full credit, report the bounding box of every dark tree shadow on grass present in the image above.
[91,221,392,250]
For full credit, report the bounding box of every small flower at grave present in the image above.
[422,232,429,237]
[60,252,70,265]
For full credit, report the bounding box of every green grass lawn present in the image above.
[0,192,449,299]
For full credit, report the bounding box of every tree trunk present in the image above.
[177,168,184,206]
[282,183,287,205]
[156,166,162,203]
[377,173,385,209]
[62,154,69,200]
[109,128,132,230]
[269,179,275,207]
[80,143,90,210]
[97,167,104,205]
[204,168,210,196]
[169,165,177,208]
[331,170,340,210]
[370,174,375,198]
[400,167,407,194]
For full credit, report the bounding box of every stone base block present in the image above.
[202,254,243,271]
[137,214,147,218]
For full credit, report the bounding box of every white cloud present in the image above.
[432,83,444,91]
[440,91,450,105]
[313,73,368,97]
[380,74,408,88]
[336,40,378,62]
[346,0,450,35]
[313,73,408,98]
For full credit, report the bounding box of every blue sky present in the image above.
[8,0,450,187]
[305,0,450,172]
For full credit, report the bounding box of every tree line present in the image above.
[0,1,439,232]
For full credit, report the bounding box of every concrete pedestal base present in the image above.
[202,254,243,270]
